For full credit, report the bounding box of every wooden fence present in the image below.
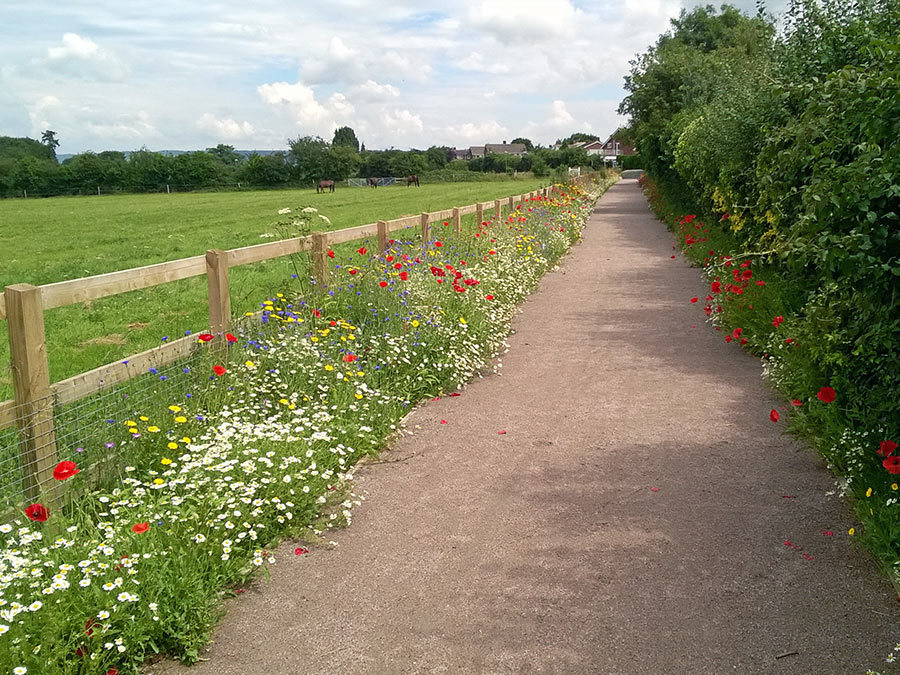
[0,186,552,501]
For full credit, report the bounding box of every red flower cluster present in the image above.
[772,316,784,327]
[132,522,150,534]
[816,386,836,403]
[25,502,49,522]
[213,365,226,376]
[53,460,80,481]
[343,354,357,363]
[198,333,214,342]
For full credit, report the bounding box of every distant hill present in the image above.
[56,149,283,163]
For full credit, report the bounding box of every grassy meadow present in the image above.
[0,179,546,399]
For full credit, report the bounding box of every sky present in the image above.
[0,0,784,155]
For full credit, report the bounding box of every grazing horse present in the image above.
[406,174,420,187]
[366,177,378,188]
[316,179,335,193]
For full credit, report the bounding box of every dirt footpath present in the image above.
[154,180,898,674]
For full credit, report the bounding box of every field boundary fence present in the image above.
[1,185,554,506]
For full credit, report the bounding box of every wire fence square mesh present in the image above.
[0,344,208,511]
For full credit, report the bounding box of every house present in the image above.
[484,142,526,156]
[470,146,485,158]
[599,134,636,157]
[449,147,472,161]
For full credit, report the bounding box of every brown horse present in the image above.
[366,177,378,188]
[406,174,420,187]
[316,180,335,193]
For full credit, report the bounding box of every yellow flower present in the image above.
[302,396,309,402]
[347,334,355,340]
[279,398,289,405]
[288,403,295,410]
[181,437,191,444]
[124,420,137,427]
[147,426,160,433]
[168,405,181,413]
[324,364,334,371]
[459,317,467,325]
[356,371,364,376]
[411,320,419,328]
[866,487,873,498]
[276,293,284,298]
[311,337,319,342]
[263,300,273,306]
[153,478,165,485]
[848,528,855,536]
[245,361,255,367]
[139,416,149,422]
[167,442,178,450]
[174,416,187,423]
[892,483,898,491]
[355,393,363,400]
[161,457,173,464]
[245,312,255,317]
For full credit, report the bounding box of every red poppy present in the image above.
[772,316,784,327]
[485,294,494,300]
[327,249,335,258]
[213,365,227,376]
[379,281,388,288]
[756,280,766,286]
[883,456,900,474]
[342,354,357,363]
[791,399,802,406]
[710,281,721,293]
[85,617,99,637]
[349,269,357,275]
[725,335,733,343]
[732,328,743,339]
[816,386,836,403]
[106,670,119,675]
[25,503,49,522]
[295,547,308,555]
[132,522,149,534]
[357,246,367,255]
[399,271,408,281]
[721,213,730,220]
[671,255,676,259]
[770,409,780,423]
[878,440,897,457]
[435,241,443,248]
[53,460,80,481]
[225,333,237,343]
[498,430,507,435]
[449,393,461,397]
[690,297,698,303]
[197,333,214,342]
[440,420,447,424]
[393,262,402,269]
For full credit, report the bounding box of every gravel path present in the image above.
[154,180,898,674]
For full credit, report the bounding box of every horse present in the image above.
[366,177,378,188]
[316,179,335,193]
[406,174,420,187]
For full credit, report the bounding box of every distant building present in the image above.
[599,134,636,157]
[449,147,472,161]
[484,142,527,156]
[470,146,486,158]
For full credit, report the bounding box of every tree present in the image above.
[511,137,534,152]
[288,136,332,184]
[206,144,242,166]
[425,146,449,170]
[41,130,60,151]
[558,132,599,148]
[239,153,291,186]
[332,126,360,152]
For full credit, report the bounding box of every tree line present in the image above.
[0,126,624,198]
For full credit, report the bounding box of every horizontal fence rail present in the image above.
[0,185,557,503]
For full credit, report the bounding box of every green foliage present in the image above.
[626,0,900,584]
[557,132,599,147]
[617,154,643,170]
[511,137,534,151]
[331,126,359,152]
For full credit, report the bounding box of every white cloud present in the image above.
[86,111,157,141]
[381,109,423,134]
[41,33,129,81]
[445,120,509,143]
[349,80,400,102]
[197,113,255,140]
[257,80,353,137]
[457,51,510,75]
[463,0,583,44]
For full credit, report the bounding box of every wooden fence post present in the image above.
[5,284,58,503]
[494,199,501,221]
[508,196,514,214]
[312,232,329,289]
[421,212,430,250]
[476,203,484,226]
[205,250,231,341]
[452,207,461,234]
[377,220,389,254]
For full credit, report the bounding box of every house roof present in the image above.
[484,143,526,154]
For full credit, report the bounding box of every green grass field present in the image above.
[0,179,546,399]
